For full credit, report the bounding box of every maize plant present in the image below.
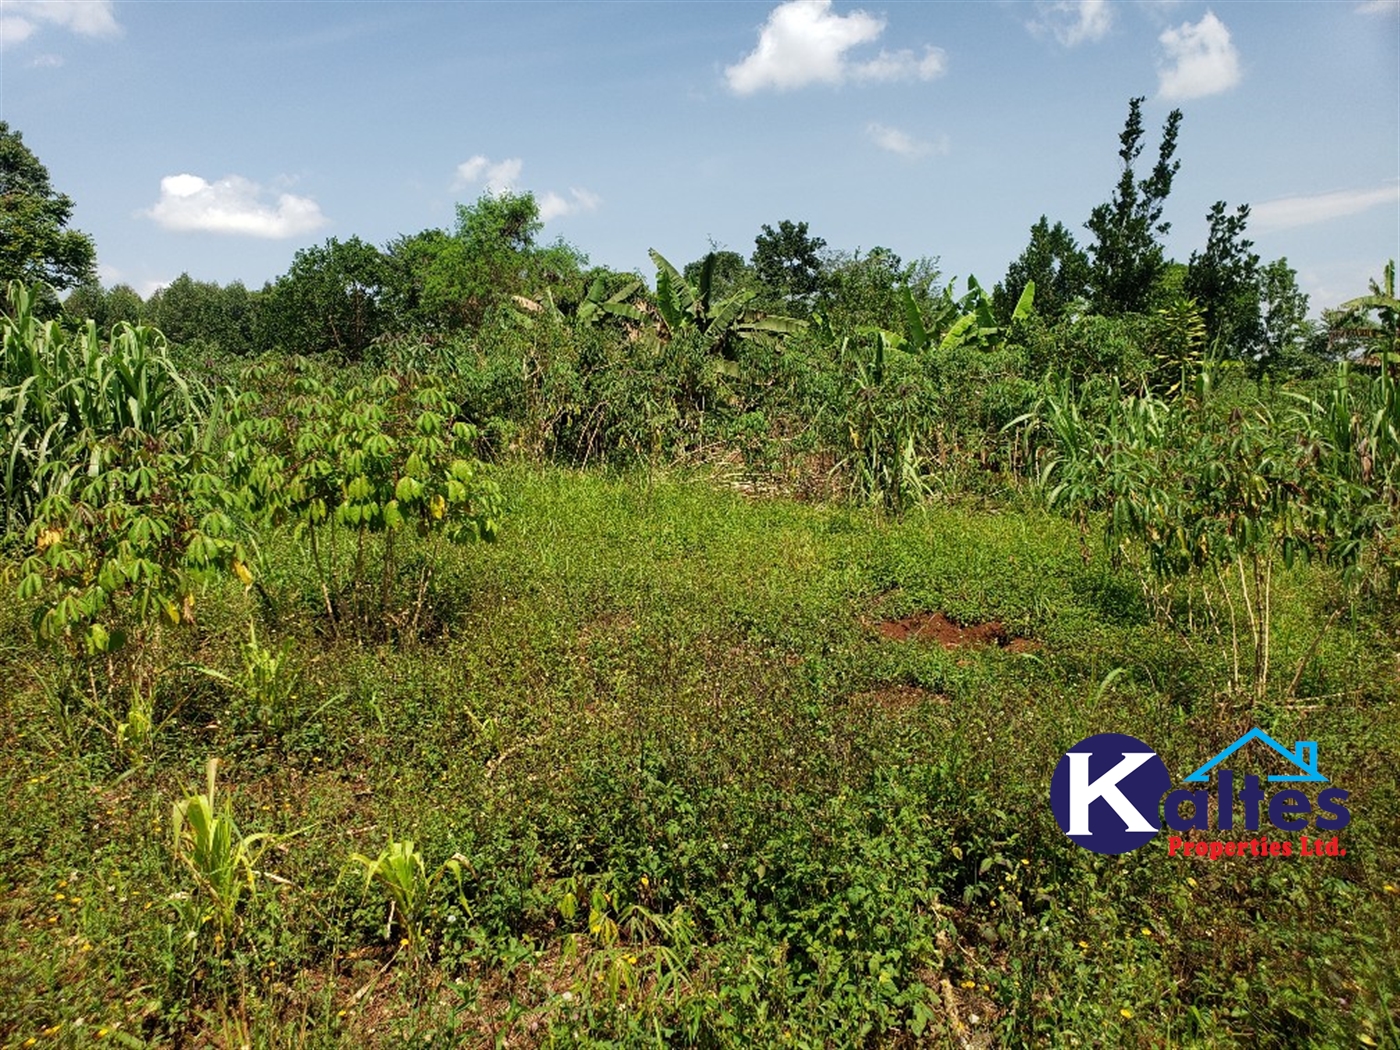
[349,838,470,950]
[1,281,206,532]
[171,758,273,949]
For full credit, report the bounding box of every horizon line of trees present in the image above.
[3,106,1392,375]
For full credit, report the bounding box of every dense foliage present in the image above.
[3,103,1398,1047]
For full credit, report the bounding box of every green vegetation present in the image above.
[1,102,1397,1047]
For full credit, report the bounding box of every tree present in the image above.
[147,274,260,354]
[1256,257,1310,369]
[994,216,1090,323]
[63,282,145,331]
[752,220,827,312]
[684,249,752,302]
[1185,201,1262,356]
[1327,260,1399,363]
[1084,98,1183,316]
[0,122,97,291]
[388,191,585,332]
[818,247,941,335]
[262,237,392,356]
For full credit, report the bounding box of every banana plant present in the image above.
[648,250,805,366]
[1330,259,1398,363]
[576,274,648,326]
[873,277,1034,355]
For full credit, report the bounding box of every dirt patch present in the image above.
[875,611,1038,652]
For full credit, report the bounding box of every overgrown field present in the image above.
[1,466,1397,1048]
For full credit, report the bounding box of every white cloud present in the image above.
[1355,0,1399,13]
[1029,1,1114,46]
[1156,10,1241,100]
[1252,182,1400,233]
[866,122,948,158]
[851,46,947,82]
[144,173,330,238]
[725,0,945,94]
[537,188,602,223]
[453,155,523,195]
[27,52,63,67]
[0,1,119,48]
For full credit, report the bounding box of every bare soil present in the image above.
[874,611,1039,653]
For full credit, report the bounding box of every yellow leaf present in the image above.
[1120,1007,1133,1020]
[430,494,446,520]
[37,527,62,551]
[234,560,253,586]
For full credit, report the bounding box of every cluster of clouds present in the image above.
[0,0,118,49]
[724,0,945,94]
[144,158,603,239]
[1026,1,1242,102]
[724,1,1248,104]
[716,1,1251,168]
[144,174,330,239]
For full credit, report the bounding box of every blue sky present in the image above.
[2,0,1396,313]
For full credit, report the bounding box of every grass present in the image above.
[0,464,1396,1047]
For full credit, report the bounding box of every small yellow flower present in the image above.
[1383,884,1397,894]
[1077,940,1089,949]
[1140,927,1152,937]
[1120,1007,1133,1019]
[961,980,976,988]
[1186,877,1198,889]
[640,876,649,888]
[97,1029,109,1038]
[1021,858,1030,866]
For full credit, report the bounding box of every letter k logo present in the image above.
[1067,752,1157,835]
[1050,733,1172,855]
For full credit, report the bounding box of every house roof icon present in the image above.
[1182,727,1327,784]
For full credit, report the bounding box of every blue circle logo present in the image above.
[1050,733,1171,854]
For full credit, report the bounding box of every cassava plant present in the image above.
[224,365,501,639]
[16,422,250,755]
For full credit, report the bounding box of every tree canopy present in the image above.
[0,122,97,291]
[1084,98,1183,316]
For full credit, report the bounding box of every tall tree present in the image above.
[0,122,97,291]
[994,216,1090,323]
[1256,257,1309,363]
[389,191,585,331]
[1185,201,1262,355]
[1084,98,1183,316]
[263,237,392,356]
[752,220,827,312]
[147,274,261,353]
